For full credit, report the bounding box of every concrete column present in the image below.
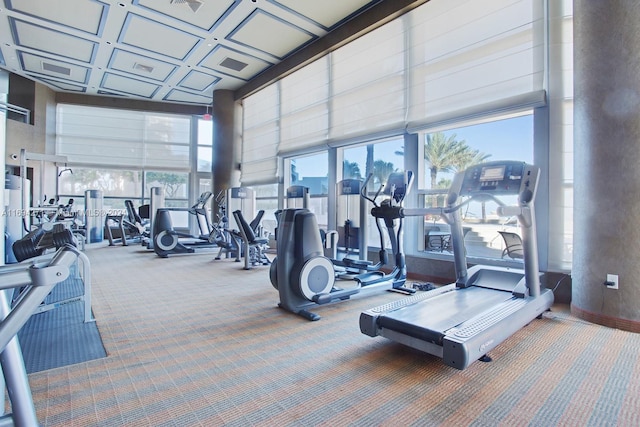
[211,90,240,209]
[572,1,640,332]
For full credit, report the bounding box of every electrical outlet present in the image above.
[606,274,619,290]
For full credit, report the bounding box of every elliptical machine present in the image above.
[270,171,415,321]
[153,192,217,257]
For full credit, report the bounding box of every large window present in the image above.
[241,0,544,186]
[341,138,405,250]
[288,152,328,227]
[56,104,191,170]
[55,104,208,233]
[197,118,213,173]
[419,113,533,260]
[253,183,279,239]
[57,168,142,213]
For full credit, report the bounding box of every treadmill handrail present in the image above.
[401,162,541,295]
[402,192,507,218]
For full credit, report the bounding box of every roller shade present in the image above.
[407,0,545,129]
[56,104,190,170]
[240,85,279,185]
[240,0,545,180]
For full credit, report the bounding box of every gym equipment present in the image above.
[286,185,310,208]
[328,179,378,276]
[208,191,241,261]
[19,149,69,231]
[232,209,270,269]
[10,223,95,323]
[12,223,75,262]
[270,171,415,321]
[0,245,83,426]
[145,186,165,250]
[347,172,416,290]
[153,192,218,257]
[336,179,368,260]
[5,175,26,263]
[210,187,257,262]
[226,187,257,214]
[360,161,554,369]
[84,189,104,244]
[105,199,153,246]
[125,199,150,241]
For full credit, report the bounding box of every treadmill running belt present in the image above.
[378,286,514,344]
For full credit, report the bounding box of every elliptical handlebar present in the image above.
[360,173,383,207]
[360,171,413,207]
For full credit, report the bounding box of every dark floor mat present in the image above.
[17,270,106,373]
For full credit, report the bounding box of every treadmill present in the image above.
[359,160,554,369]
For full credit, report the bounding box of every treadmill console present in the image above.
[456,161,538,200]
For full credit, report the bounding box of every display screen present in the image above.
[479,165,505,182]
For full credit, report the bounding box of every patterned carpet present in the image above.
[25,243,640,426]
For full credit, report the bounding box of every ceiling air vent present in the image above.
[219,57,248,72]
[170,0,203,13]
[42,62,71,76]
[133,62,154,73]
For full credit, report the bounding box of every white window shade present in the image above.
[241,86,280,185]
[239,0,547,183]
[407,0,545,128]
[243,85,278,128]
[280,105,329,154]
[279,58,329,154]
[330,18,406,140]
[241,122,279,185]
[330,75,405,139]
[144,143,190,169]
[56,104,190,170]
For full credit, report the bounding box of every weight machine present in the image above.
[0,245,84,426]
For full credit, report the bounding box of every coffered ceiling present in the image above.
[0,0,384,106]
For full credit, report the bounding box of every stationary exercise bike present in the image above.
[270,171,415,320]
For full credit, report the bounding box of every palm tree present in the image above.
[451,148,492,221]
[452,148,491,173]
[343,160,362,180]
[424,132,469,189]
[372,159,396,188]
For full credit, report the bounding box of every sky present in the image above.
[293,114,534,185]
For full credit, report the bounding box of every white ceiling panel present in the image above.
[228,10,315,59]
[200,46,271,81]
[0,0,386,106]
[135,0,239,31]
[12,19,96,62]
[7,0,106,35]
[119,14,201,60]
[19,52,89,83]
[179,71,220,92]
[109,49,176,81]
[101,72,159,98]
[37,78,87,92]
[271,0,374,29]
[164,89,212,104]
